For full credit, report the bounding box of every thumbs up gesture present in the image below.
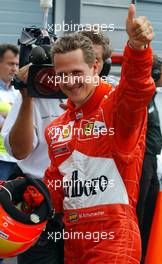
[126,4,154,50]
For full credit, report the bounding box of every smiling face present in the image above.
[54,48,98,107]
[0,50,19,85]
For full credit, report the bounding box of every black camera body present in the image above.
[18,27,55,67]
[14,27,66,99]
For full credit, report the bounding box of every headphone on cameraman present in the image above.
[152,68,161,82]
[99,58,112,78]
[152,56,162,82]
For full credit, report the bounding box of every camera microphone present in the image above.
[99,58,112,78]
[40,0,53,29]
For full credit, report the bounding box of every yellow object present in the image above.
[0,102,11,113]
[0,102,12,154]
[0,135,7,154]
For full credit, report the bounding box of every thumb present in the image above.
[127,4,136,22]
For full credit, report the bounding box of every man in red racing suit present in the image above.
[44,4,155,264]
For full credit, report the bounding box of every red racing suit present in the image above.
[44,44,155,264]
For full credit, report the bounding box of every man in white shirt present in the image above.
[0,44,19,182]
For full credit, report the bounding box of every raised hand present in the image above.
[126,4,154,49]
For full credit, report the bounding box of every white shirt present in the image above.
[0,80,19,162]
[1,93,65,178]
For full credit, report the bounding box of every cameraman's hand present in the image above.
[16,63,32,84]
[16,63,32,99]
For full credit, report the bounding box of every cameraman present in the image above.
[1,63,64,264]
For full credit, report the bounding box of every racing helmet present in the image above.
[0,176,52,258]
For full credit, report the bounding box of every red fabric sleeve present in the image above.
[113,44,156,152]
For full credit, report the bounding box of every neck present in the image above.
[0,76,10,88]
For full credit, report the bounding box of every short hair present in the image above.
[78,27,112,61]
[51,33,96,67]
[0,44,19,61]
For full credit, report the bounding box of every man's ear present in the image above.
[92,59,99,75]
